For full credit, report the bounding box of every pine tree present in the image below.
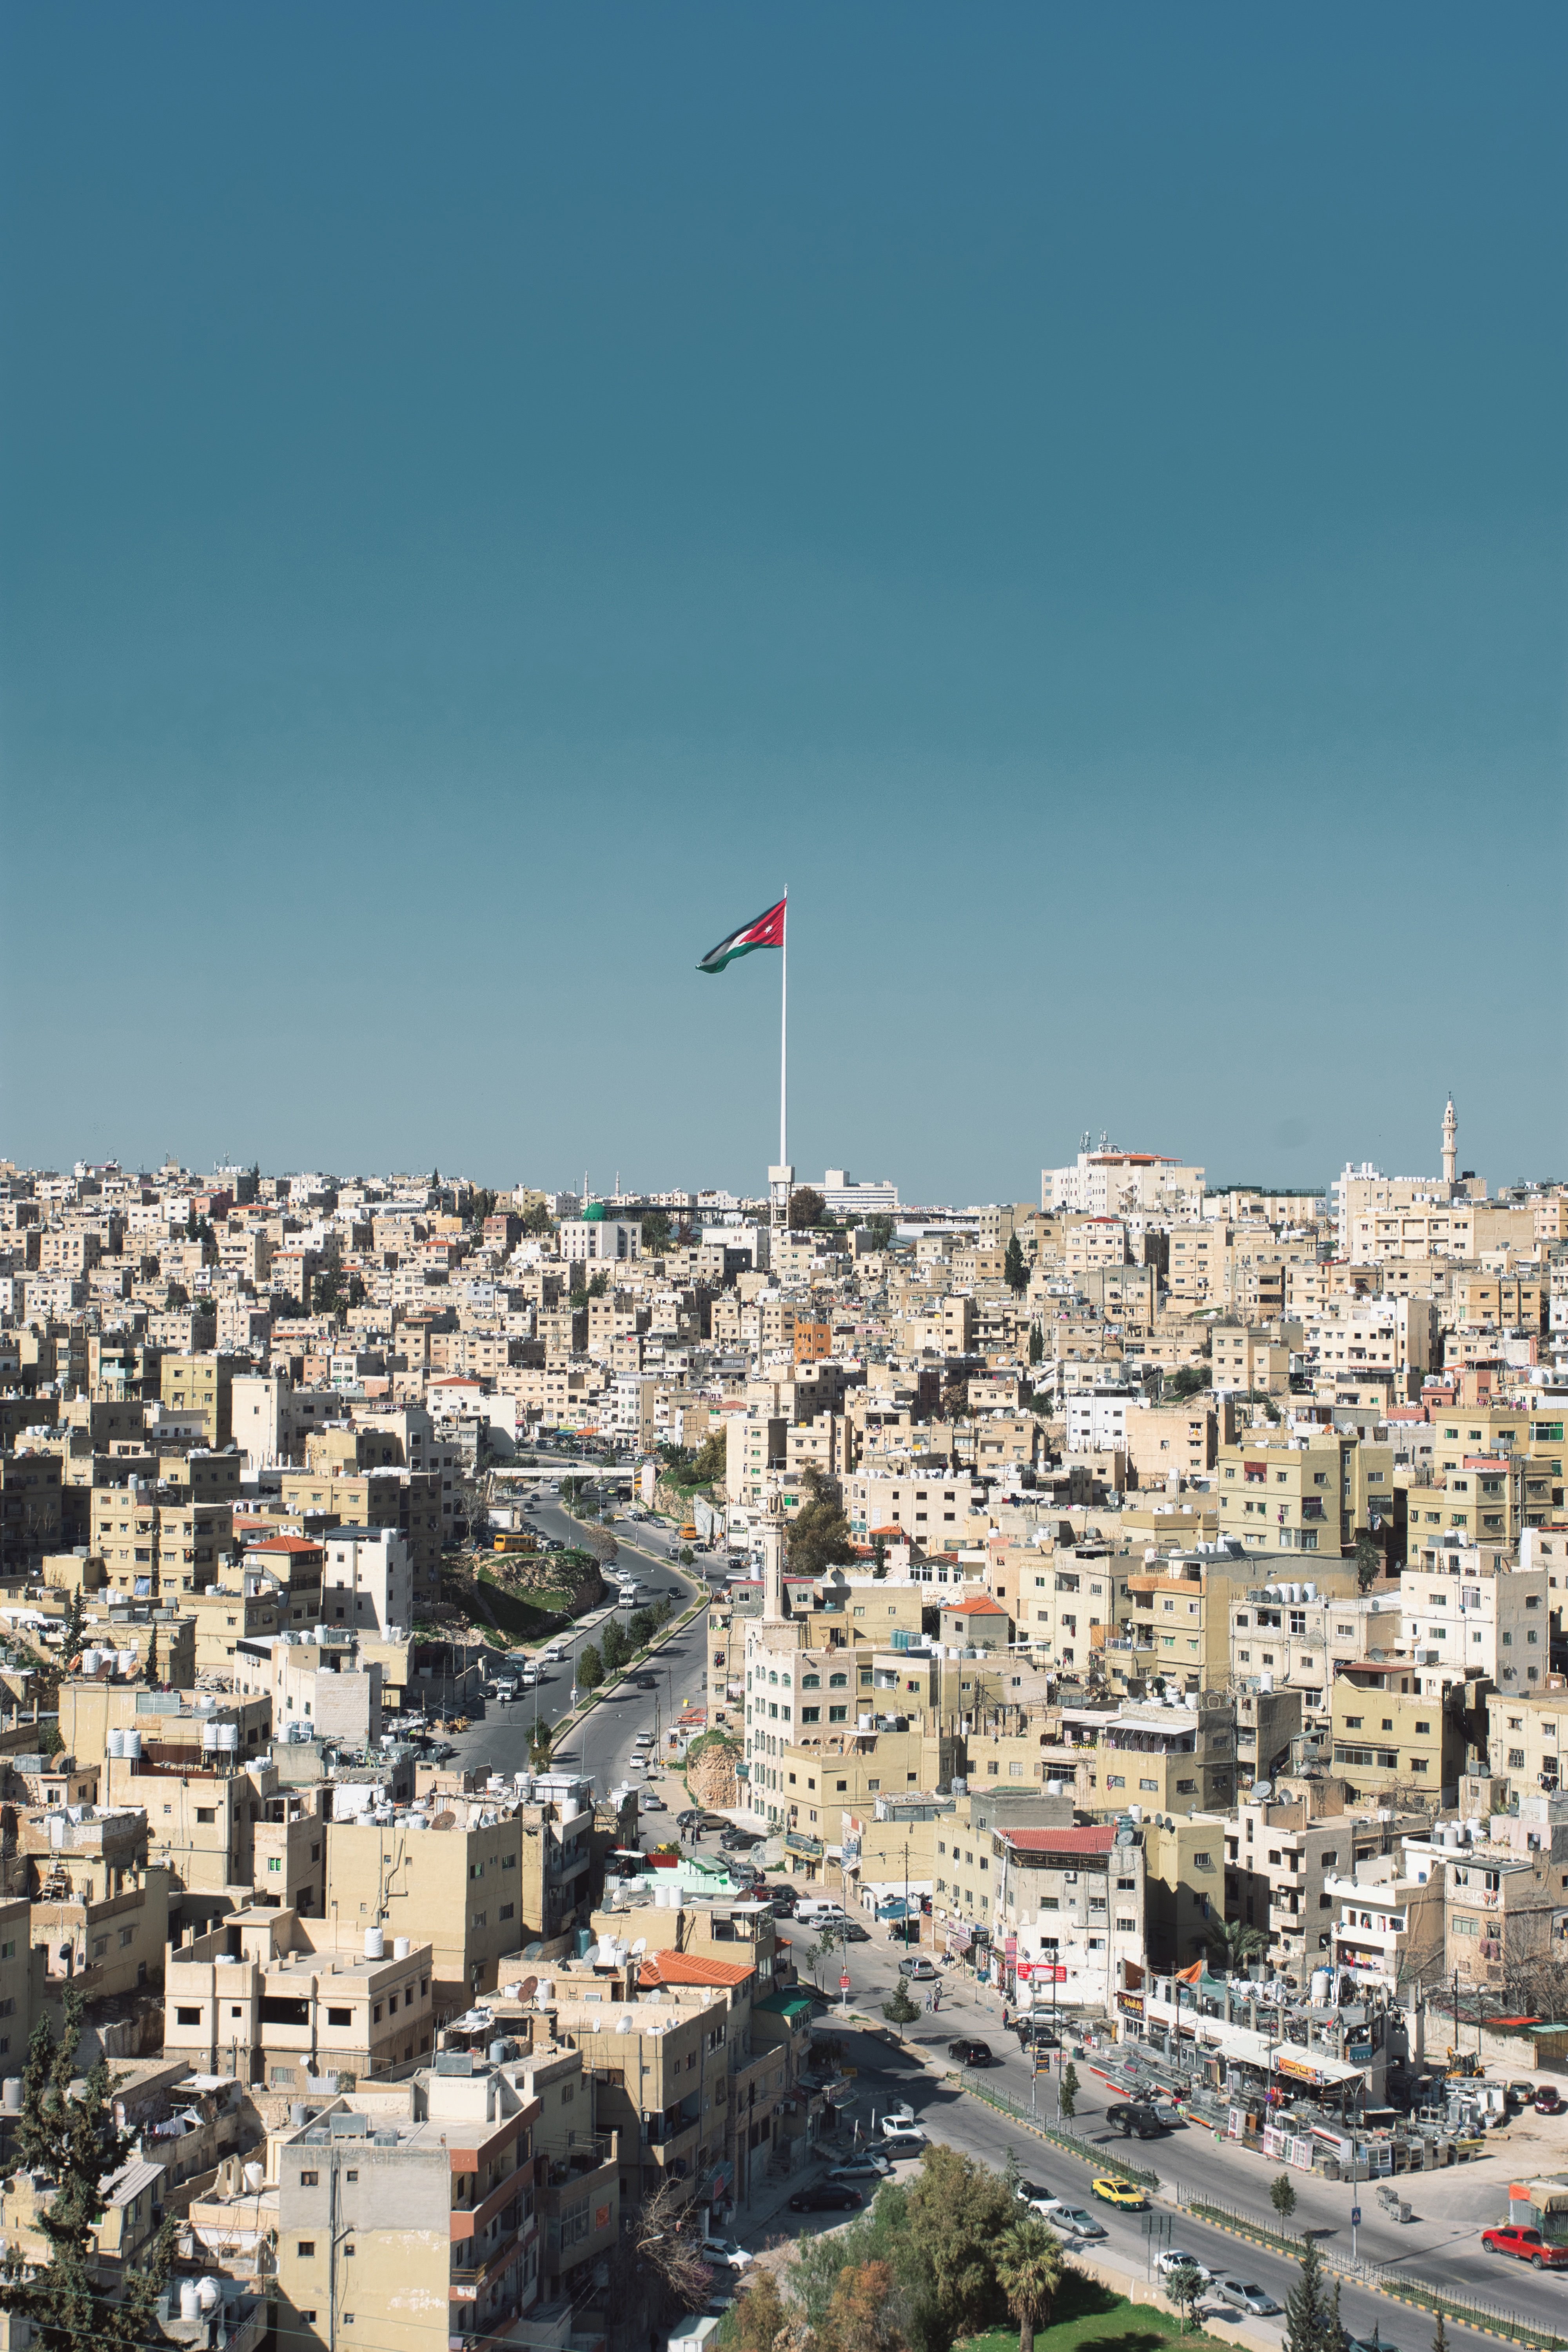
[1284,2237,1336,2352]
[0,1990,176,2352]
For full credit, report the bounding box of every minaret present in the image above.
[760,1483,788,1624]
[1442,1095,1457,1190]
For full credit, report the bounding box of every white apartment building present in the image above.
[559,1217,641,1264]
[1399,1555,1549,1699]
[1303,1298,1438,1380]
[844,1471,984,1545]
[1042,1150,1205,1220]
[1229,1585,1404,1724]
[816,1169,898,1215]
[993,1823,1146,2014]
[321,1526,412,1637]
[1065,1390,1136,1452]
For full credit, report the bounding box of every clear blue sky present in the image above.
[3,5,1564,1201]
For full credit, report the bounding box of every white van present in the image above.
[794,1899,849,1928]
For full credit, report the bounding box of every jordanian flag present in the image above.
[696,894,786,974]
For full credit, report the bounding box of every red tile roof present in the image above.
[639,1951,753,1989]
[947,1595,1007,1615]
[1000,1826,1116,1856]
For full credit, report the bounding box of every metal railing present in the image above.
[1179,2191,1568,2352]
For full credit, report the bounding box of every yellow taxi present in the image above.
[1091,2176,1149,2210]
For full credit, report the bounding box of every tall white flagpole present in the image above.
[780,888,788,1169]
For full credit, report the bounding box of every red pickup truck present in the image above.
[1481,2225,1568,2270]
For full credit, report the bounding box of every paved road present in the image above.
[440,1494,713,1802]
[434,1499,1568,2351]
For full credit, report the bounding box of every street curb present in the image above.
[1174,2201,1568,2352]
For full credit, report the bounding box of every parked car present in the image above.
[770,1891,799,1916]
[1507,2080,1539,2107]
[947,2038,994,2067]
[1015,2182,1052,2208]
[789,2184,864,2213]
[640,1791,666,1811]
[879,2120,927,2151]
[1537,2087,1565,2116]
[827,2156,893,2183]
[898,1957,939,1982]
[699,2237,752,2271]
[1091,2177,1149,2211]
[1156,2251,1212,2287]
[838,1920,871,1943]
[1214,2281,1283,2318]
[677,1810,704,1831]
[699,1813,731,1832]
[1014,2020,1060,2048]
[1481,2225,1568,2270]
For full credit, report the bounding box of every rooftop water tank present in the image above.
[364,1925,385,1960]
[394,1936,412,1960]
[117,1649,138,1677]
[106,1729,126,1759]
[179,2283,202,2324]
[124,1730,141,1759]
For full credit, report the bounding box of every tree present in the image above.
[1028,1324,1044,1366]
[1355,1533,1384,1592]
[1270,2172,1299,2225]
[1284,2238,1337,2352]
[630,2176,713,2305]
[688,1428,727,1487]
[58,1588,87,1660]
[1164,1365,1209,1403]
[1058,2063,1078,2120]
[587,1269,610,1299]
[0,1989,176,2352]
[730,2266,792,2352]
[864,1213,896,1252]
[142,1624,159,1687]
[1205,1916,1269,1975]
[601,1620,630,1673]
[529,1718,554,1768]
[882,1978,920,2025]
[519,1199,555,1236]
[1166,2264,1207,2335]
[1431,2306,1448,2352]
[577,1644,604,1691]
[641,1211,673,1254]
[1004,1236,1029,1296]
[788,1468,854,1577]
[823,2259,905,2352]
[903,2143,1016,2346]
[164,1279,190,1308]
[789,1186,828,1230]
[871,1535,888,1580]
[995,2218,1063,2352]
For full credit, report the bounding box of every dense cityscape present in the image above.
[0,1114,1565,2352]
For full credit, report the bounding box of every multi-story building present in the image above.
[991,1821,1145,2014]
[273,2062,541,2352]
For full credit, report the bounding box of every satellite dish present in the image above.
[631,1936,647,1955]
[518,1976,538,2004]
[522,1942,544,1962]
[1254,1781,1274,1801]
[430,1810,457,1831]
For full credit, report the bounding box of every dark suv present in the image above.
[1105,2102,1171,2140]
[947,2038,994,2067]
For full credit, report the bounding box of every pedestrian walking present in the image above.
[931,1984,941,2011]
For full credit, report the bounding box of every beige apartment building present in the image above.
[1218,1432,1393,1555]
[165,1907,435,2086]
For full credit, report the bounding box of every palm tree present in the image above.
[996,2218,1063,2352]
[1204,1916,1269,1975]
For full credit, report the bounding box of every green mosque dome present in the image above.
[582,1200,606,1221]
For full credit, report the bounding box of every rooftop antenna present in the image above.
[1100,1130,1109,1153]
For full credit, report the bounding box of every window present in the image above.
[297,2243,316,2259]
[327,2006,352,2025]
[299,2171,319,2187]
[196,1807,216,1825]
[176,2006,201,2025]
